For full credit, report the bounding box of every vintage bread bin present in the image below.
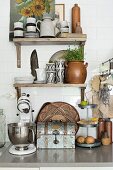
[36,102,80,149]
[37,121,77,148]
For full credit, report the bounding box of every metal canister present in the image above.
[46,63,55,84]
[105,119,112,144]
[0,109,6,148]
[55,60,65,83]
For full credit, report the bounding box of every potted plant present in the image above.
[64,47,88,84]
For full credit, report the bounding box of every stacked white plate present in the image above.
[24,32,39,38]
[14,76,35,83]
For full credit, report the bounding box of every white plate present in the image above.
[15,80,34,84]
[14,76,34,81]
[34,80,46,84]
[49,50,67,62]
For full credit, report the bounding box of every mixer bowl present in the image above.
[8,122,36,150]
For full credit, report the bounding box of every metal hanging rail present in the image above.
[102,58,113,65]
[100,57,113,76]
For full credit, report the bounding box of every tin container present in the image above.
[55,60,65,83]
[37,121,76,148]
[46,63,55,84]
[46,71,55,84]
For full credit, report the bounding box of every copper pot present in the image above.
[65,61,88,84]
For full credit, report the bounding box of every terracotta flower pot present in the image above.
[65,61,88,84]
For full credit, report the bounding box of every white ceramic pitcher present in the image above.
[36,13,55,37]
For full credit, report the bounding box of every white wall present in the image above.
[0,0,113,141]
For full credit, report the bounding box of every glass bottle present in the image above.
[75,22,82,34]
[105,119,112,144]
[98,118,105,140]
[0,109,6,147]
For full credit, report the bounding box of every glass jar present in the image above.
[0,109,6,147]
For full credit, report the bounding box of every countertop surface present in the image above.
[0,143,113,167]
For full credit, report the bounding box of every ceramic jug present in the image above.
[72,4,80,33]
[36,13,55,37]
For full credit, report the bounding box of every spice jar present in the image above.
[0,109,6,147]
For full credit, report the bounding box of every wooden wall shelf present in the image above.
[13,35,87,68]
[14,83,86,88]
[14,83,86,101]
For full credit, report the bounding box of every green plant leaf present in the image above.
[64,47,84,61]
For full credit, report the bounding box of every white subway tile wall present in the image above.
[0,0,113,140]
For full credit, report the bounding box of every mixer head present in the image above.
[17,93,33,122]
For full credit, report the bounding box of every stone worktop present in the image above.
[0,143,113,167]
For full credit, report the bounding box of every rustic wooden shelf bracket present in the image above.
[15,43,21,68]
[15,87,21,99]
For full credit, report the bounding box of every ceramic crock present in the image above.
[65,61,88,84]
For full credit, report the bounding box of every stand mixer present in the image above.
[8,93,36,155]
[17,93,33,123]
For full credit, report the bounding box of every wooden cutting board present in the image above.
[35,102,80,133]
